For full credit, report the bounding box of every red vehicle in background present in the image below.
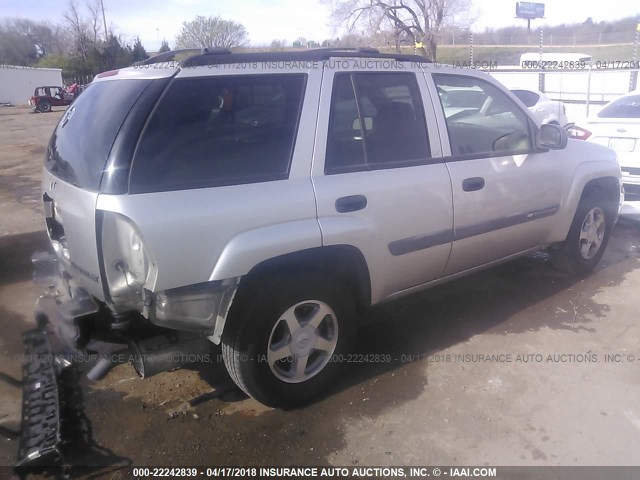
[29,84,82,112]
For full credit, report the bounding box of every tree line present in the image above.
[0,0,149,80]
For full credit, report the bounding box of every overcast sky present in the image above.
[2,0,639,50]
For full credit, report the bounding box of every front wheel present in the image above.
[551,191,612,275]
[221,271,357,408]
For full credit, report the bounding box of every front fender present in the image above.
[546,143,621,243]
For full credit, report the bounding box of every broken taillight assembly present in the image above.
[99,212,156,312]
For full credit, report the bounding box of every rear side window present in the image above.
[511,89,540,108]
[325,72,431,174]
[45,79,151,190]
[598,95,640,118]
[130,74,306,193]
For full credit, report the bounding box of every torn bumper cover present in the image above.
[32,250,240,345]
[149,278,239,344]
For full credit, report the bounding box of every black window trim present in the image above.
[101,76,174,194]
[128,73,308,195]
[324,71,435,175]
[432,73,540,163]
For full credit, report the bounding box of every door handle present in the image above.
[462,177,485,192]
[335,195,367,213]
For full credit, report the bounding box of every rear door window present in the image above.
[129,74,306,193]
[45,79,152,190]
[325,72,431,174]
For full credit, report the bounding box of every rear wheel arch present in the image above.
[235,245,372,314]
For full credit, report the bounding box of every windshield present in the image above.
[45,79,152,190]
[597,95,640,119]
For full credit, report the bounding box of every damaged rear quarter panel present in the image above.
[95,178,322,293]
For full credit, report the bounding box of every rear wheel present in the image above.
[221,271,356,408]
[551,190,612,275]
[37,100,51,113]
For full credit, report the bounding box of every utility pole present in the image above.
[630,23,639,92]
[538,27,544,92]
[100,0,108,40]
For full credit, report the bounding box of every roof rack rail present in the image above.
[138,48,203,66]
[180,47,431,68]
[137,47,232,66]
[201,47,232,55]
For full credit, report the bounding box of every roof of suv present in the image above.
[93,47,437,82]
[142,47,432,67]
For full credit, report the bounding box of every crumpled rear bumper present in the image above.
[32,251,102,352]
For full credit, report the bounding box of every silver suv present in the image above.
[35,48,621,408]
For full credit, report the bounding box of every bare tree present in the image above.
[326,0,471,59]
[63,0,89,59]
[62,0,104,59]
[175,16,248,49]
[86,0,103,44]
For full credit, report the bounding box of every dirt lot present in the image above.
[1,107,640,474]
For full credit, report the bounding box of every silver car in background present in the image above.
[511,88,569,126]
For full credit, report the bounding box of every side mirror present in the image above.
[538,123,568,150]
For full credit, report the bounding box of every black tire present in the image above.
[551,190,613,275]
[38,100,51,113]
[221,271,357,409]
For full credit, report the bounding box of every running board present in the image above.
[16,328,64,468]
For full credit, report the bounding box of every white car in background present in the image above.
[569,91,640,220]
[511,89,569,126]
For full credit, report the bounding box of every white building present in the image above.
[0,65,63,105]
